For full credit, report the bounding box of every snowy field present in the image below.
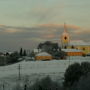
[0,56,90,89]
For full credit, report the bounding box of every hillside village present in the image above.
[0,24,90,90]
[0,23,90,66]
[0,0,90,89]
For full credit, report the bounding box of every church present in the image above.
[61,23,90,55]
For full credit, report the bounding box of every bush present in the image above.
[13,82,23,90]
[8,51,20,64]
[72,72,90,90]
[0,56,7,66]
[63,63,82,88]
[63,62,90,89]
[29,76,62,90]
[81,62,90,75]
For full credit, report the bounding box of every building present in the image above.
[35,52,52,60]
[61,23,90,55]
[62,49,83,56]
[69,41,90,54]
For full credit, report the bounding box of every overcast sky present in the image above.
[0,0,90,52]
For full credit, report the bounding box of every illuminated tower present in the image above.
[61,23,70,48]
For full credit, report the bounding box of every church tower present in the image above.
[61,23,70,48]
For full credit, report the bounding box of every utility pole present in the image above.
[18,64,21,80]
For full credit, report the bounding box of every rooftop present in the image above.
[62,49,83,52]
[69,40,90,46]
[36,52,52,56]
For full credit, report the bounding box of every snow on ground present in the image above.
[0,56,90,89]
[0,56,90,78]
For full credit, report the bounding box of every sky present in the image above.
[0,0,90,52]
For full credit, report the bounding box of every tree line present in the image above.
[37,41,67,59]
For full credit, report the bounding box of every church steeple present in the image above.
[64,22,67,33]
[61,23,70,48]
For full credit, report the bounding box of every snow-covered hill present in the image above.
[0,57,90,78]
[0,56,90,90]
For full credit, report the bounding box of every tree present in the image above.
[37,41,67,59]
[81,62,90,75]
[20,47,23,56]
[0,56,7,66]
[38,43,43,49]
[37,41,59,53]
[72,73,90,90]
[53,51,67,59]
[8,51,20,63]
[63,63,82,88]
[63,62,90,89]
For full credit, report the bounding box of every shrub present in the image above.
[13,83,23,90]
[29,76,62,90]
[72,73,90,90]
[8,51,20,64]
[63,63,82,88]
[63,62,90,89]
[81,62,90,75]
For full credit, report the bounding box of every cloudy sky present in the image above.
[0,0,90,52]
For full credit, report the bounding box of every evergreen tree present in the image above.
[20,47,23,56]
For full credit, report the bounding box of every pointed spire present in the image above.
[64,22,67,32]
